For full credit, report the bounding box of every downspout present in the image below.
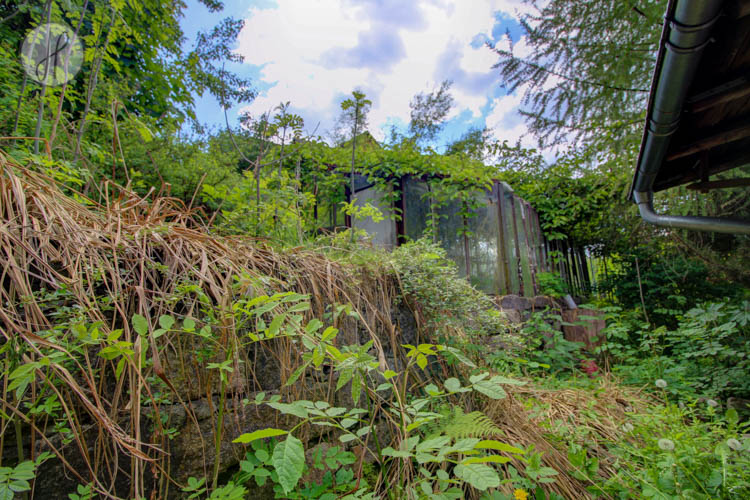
[632,0,750,234]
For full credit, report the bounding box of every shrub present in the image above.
[602,299,750,401]
[389,238,508,340]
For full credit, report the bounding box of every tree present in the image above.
[0,0,254,167]
[338,90,372,239]
[408,80,454,146]
[491,0,750,286]
[491,0,662,153]
[271,102,304,229]
[446,126,492,161]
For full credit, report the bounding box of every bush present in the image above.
[602,299,750,401]
[599,251,745,328]
[389,239,508,340]
[601,404,750,499]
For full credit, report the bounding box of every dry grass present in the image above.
[0,153,403,498]
[484,374,651,499]
[1,152,655,499]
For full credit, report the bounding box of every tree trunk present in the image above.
[74,9,115,165]
[33,1,53,154]
[349,106,358,242]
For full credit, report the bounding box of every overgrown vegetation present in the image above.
[1,0,749,499]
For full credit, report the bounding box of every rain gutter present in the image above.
[630,0,750,234]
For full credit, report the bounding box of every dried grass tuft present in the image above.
[484,374,651,499]
[0,153,400,498]
[1,152,655,499]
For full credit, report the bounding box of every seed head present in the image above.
[727,439,742,451]
[658,438,675,451]
[655,379,668,388]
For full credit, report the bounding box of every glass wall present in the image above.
[351,183,397,249]
[402,177,431,241]
[352,175,551,296]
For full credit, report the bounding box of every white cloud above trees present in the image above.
[233,0,535,148]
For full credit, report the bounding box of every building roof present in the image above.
[629,0,750,233]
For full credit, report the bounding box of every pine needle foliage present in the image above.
[491,0,663,152]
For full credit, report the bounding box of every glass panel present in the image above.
[352,173,372,193]
[501,187,520,294]
[466,192,500,294]
[515,196,535,296]
[403,177,432,241]
[352,185,397,248]
[435,200,467,278]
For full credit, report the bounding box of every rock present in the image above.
[532,296,558,310]
[500,294,532,310]
[500,308,523,324]
[561,308,606,352]
[164,396,278,488]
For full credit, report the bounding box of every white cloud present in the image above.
[485,88,530,145]
[235,0,533,143]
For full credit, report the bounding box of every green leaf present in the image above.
[336,368,353,392]
[287,302,311,313]
[461,455,511,465]
[272,435,305,494]
[444,378,461,392]
[416,436,451,452]
[132,314,148,335]
[351,372,362,405]
[255,449,270,462]
[453,463,500,491]
[474,440,524,455]
[233,428,288,444]
[356,425,371,437]
[489,375,526,386]
[115,358,126,381]
[381,447,412,458]
[321,326,338,341]
[305,318,324,334]
[8,479,31,492]
[340,418,358,429]
[284,362,309,387]
[267,401,310,419]
[266,313,285,338]
[339,433,358,443]
[159,315,175,330]
[254,301,280,316]
[442,347,476,368]
[472,380,507,399]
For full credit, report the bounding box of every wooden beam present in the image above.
[655,150,750,191]
[687,178,750,191]
[728,0,750,19]
[667,123,750,161]
[688,78,750,112]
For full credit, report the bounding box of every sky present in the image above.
[181,0,537,152]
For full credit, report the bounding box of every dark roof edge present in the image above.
[627,0,678,200]
[627,0,750,234]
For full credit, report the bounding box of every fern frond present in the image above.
[433,407,502,439]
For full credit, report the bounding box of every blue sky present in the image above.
[181,0,536,151]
